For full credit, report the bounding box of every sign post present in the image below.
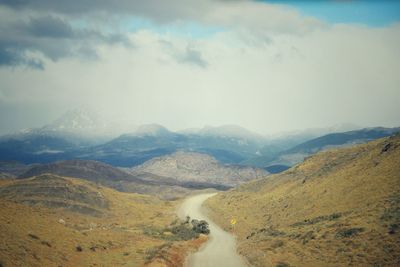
[230,218,237,233]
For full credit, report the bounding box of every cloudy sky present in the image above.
[0,0,399,135]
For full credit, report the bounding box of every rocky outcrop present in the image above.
[128,151,268,187]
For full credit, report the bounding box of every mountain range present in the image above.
[243,127,400,171]
[0,109,398,171]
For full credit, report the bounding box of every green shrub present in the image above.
[170,224,199,240]
[191,219,210,234]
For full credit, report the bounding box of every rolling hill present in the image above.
[19,159,142,182]
[18,153,267,200]
[206,134,400,266]
[0,174,205,266]
[0,174,109,216]
[128,151,268,187]
[17,159,209,200]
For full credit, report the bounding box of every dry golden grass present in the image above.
[0,175,202,267]
[206,135,400,266]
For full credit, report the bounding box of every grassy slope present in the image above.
[206,135,400,266]
[0,175,203,267]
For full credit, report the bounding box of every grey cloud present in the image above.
[0,0,211,22]
[160,40,208,68]
[0,14,132,68]
[0,0,323,35]
[178,46,208,68]
[0,0,324,70]
[0,47,44,69]
[28,15,74,38]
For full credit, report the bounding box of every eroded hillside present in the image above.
[129,151,268,187]
[206,135,400,266]
[17,160,199,200]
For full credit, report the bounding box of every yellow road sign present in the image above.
[230,218,237,225]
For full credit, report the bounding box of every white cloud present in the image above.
[0,3,399,135]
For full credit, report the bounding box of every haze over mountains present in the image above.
[0,109,398,171]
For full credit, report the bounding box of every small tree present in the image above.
[191,219,210,234]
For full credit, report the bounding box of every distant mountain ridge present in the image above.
[243,127,400,169]
[73,123,269,166]
[0,110,398,170]
[285,127,399,154]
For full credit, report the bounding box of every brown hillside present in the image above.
[129,151,268,187]
[0,174,204,267]
[0,174,109,216]
[206,135,400,266]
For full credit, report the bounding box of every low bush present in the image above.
[276,262,290,267]
[191,219,210,234]
[143,218,210,241]
[336,227,365,238]
[291,213,342,227]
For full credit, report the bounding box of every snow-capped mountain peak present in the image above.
[43,108,105,133]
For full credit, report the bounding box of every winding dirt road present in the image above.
[177,193,247,267]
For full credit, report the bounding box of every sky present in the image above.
[0,0,400,135]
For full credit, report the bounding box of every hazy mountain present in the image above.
[1,111,395,171]
[285,127,399,154]
[76,124,269,167]
[0,134,78,163]
[0,161,33,177]
[127,151,268,187]
[206,134,400,266]
[11,108,116,144]
[197,125,265,140]
[41,109,107,135]
[255,123,363,161]
[0,109,110,164]
[268,123,361,140]
[244,127,400,169]
[0,109,131,164]
[133,124,172,137]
